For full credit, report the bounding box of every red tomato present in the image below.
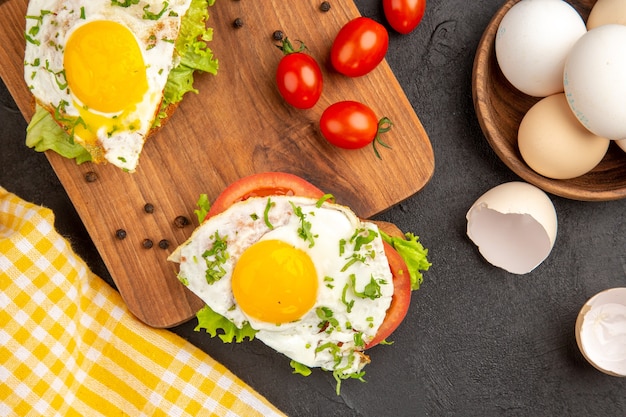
[330,17,389,77]
[383,0,426,35]
[366,241,412,349]
[320,101,393,157]
[205,172,325,219]
[276,38,323,109]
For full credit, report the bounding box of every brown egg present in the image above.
[518,93,609,179]
[587,0,626,29]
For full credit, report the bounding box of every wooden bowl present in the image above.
[472,0,626,201]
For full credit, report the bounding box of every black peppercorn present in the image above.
[320,1,331,12]
[272,30,284,41]
[144,203,154,213]
[84,171,98,182]
[115,229,127,240]
[233,17,243,28]
[142,239,154,249]
[158,239,170,249]
[174,215,191,228]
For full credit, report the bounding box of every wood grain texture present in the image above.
[0,0,434,327]
[472,0,626,201]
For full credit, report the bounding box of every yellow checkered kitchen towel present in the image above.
[0,187,285,417]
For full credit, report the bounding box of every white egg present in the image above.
[564,24,626,140]
[466,182,558,275]
[23,0,192,171]
[575,287,626,377]
[169,195,394,375]
[495,0,586,97]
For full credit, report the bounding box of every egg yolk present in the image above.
[232,240,318,324]
[64,20,148,114]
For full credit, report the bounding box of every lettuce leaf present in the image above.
[194,304,257,343]
[290,360,312,377]
[194,193,211,223]
[153,0,218,127]
[380,231,431,290]
[25,104,92,163]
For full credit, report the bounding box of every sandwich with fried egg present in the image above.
[168,172,431,393]
[23,0,217,172]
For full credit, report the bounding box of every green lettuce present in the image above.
[194,304,257,343]
[380,231,431,290]
[193,193,211,223]
[26,0,218,161]
[25,104,92,163]
[153,0,218,127]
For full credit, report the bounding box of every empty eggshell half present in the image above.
[466,182,557,275]
[575,287,626,377]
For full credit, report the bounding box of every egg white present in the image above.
[169,195,394,375]
[24,0,192,171]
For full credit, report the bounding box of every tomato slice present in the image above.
[205,172,325,219]
[366,240,412,349]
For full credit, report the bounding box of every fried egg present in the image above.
[23,0,193,171]
[169,195,394,376]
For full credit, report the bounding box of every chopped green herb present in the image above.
[315,193,335,208]
[324,276,334,289]
[290,202,317,247]
[349,274,384,300]
[353,332,365,348]
[341,253,367,272]
[202,231,229,284]
[143,1,169,20]
[316,307,339,333]
[264,198,275,229]
[341,284,355,313]
[332,359,366,395]
[24,10,52,45]
[339,239,346,256]
[351,228,378,251]
[290,360,312,376]
[44,60,67,90]
[111,0,140,7]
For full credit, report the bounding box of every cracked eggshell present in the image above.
[575,287,626,377]
[466,182,557,275]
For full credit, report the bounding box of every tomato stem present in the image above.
[276,37,307,55]
[373,117,393,159]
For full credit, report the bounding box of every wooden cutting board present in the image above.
[0,0,434,328]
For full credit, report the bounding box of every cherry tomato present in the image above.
[275,38,323,109]
[330,17,389,77]
[320,101,393,157]
[383,0,426,35]
[366,241,412,349]
[205,172,325,219]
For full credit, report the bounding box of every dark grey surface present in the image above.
[3,1,626,416]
